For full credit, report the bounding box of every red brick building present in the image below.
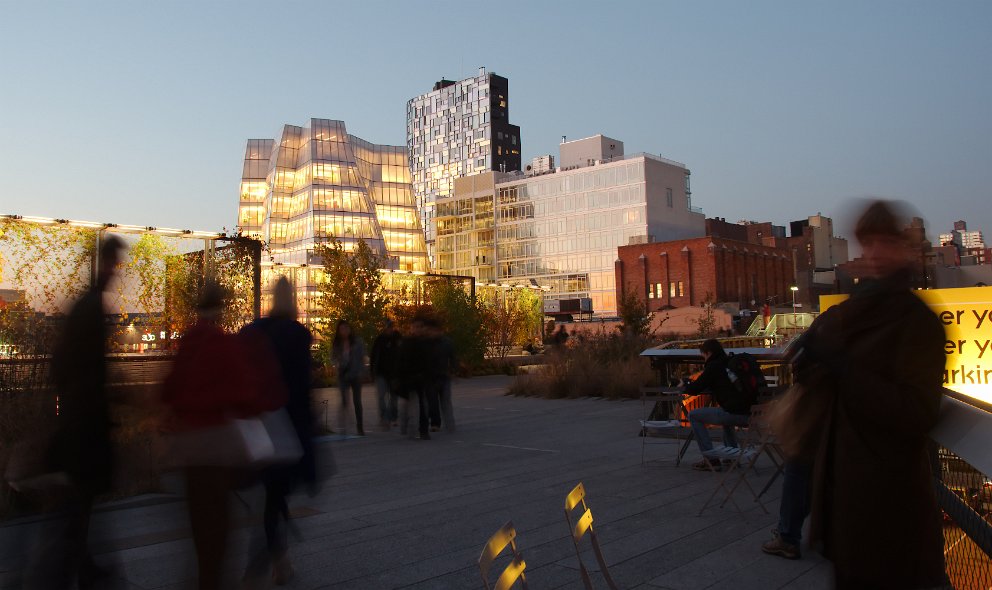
[615,237,795,310]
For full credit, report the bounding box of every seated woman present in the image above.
[683,339,752,471]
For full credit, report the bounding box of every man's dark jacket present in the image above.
[49,288,113,494]
[683,350,749,414]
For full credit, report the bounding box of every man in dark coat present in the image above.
[804,201,948,589]
[45,235,124,588]
[684,339,751,471]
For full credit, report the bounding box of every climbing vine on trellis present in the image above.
[0,219,96,314]
[0,220,260,346]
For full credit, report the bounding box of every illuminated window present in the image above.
[670,282,676,297]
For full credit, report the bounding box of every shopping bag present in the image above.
[258,409,303,465]
[166,417,272,468]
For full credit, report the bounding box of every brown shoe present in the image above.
[692,458,721,472]
[272,554,294,585]
[762,530,800,559]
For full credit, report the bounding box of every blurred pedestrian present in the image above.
[35,235,124,589]
[794,201,948,588]
[369,319,401,431]
[161,282,280,590]
[331,319,366,436]
[431,321,457,432]
[397,313,434,440]
[241,277,317,586]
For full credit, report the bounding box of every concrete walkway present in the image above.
[0,376,832,589]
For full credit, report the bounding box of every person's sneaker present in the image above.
[762,530,800,559]
[692,458,721,471]
[703,446,737,460]
[719,446,743,458]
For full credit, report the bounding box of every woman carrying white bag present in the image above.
[161,282,286,590]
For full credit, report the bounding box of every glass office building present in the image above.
[237,118,428,321]
[406,67,521,257]
[436,140,705,316]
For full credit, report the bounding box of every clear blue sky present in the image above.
[1,0,989,243]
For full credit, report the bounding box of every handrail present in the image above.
[931,389,992,479]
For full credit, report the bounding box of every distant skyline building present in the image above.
[527,154,555,175]
[435,135,705,316]
[940,220,985,250]
[406,67,521,257]
[559,134,624,168]
[237,118,427,320]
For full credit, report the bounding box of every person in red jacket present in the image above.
[162,282,280,590]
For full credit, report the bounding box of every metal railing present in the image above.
[744,313,819,338]
[931,390,992,587]
[1,354,177,397]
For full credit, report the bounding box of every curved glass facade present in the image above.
[237,118,428,322]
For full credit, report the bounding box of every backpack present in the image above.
[725,352,767,407]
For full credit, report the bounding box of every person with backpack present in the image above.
[683,339,759,471]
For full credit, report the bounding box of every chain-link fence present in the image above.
[933,391,992,589]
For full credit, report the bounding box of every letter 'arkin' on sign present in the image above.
[944,366,992,385]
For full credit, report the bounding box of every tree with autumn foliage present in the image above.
[312,238,390,347]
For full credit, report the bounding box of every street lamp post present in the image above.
[790,285,799,327]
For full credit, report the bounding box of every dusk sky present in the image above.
[1,0,989,243]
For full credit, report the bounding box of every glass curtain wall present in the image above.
[239,118,428,323]
[495,160,648,314]
[238,139,273,238]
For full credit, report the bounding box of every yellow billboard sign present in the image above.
[820,286,992,405]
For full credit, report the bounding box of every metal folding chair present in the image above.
[478,521,528,590]
[564,482,618,590]
[698,390,786,515]
[640,386,692,465]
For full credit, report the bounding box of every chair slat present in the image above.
[494,556,526,590]
[572,508,594,542]
[564,482,586,511]
[479,521,517,577]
